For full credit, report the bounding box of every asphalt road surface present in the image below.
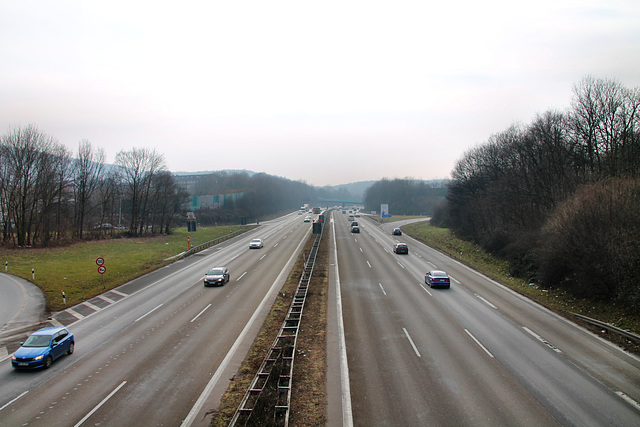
[0,212,310,426]
[2,210,640,426]
[329,210,640,426]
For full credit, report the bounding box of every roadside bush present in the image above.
[537,178,640,309]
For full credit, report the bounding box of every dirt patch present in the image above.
[209,230,329,426]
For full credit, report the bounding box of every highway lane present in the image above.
[333,211,640,425]
[0,212,312,426]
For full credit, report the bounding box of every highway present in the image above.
[330,210,640,426]
[2,209,640,426]
[0,213,310,426]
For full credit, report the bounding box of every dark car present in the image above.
[351,225,360,233]
[393,243,408,254]
[425,270,451,288]
[12,327,75,369]
[204,266,230,286]
[392,228,402,236]
[351,221,359,227]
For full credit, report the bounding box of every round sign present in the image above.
[96,257,105,266]
[98,265,106,274]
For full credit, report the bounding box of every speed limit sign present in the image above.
[98,265,106,274]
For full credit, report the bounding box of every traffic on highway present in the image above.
[1,209,639,426]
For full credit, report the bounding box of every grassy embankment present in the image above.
[0,226,250,312]
[400,219,640,340]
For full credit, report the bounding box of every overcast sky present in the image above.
[1,1,639,186]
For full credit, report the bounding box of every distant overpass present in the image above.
[317,197,363,207]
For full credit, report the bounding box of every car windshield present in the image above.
[23,334,52,347]
[207,269,224,276]
[252,239,261,243]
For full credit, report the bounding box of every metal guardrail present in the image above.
[229,227,323,426]
[166,229,250,260]
[571,312,640,344]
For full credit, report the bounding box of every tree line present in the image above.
[0,125,188,247]
[363,178,448,215]
[435,76,640,309]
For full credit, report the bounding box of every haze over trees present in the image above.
[363,178,448,215]
[438,76,640,309]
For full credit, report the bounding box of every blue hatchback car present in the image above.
[11,327,75,369]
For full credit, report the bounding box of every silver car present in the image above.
[249,238,264,249]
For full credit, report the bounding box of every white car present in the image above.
[249,238,264,249]
[304,216,312,222]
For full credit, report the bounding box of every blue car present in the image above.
[11,327,75,369]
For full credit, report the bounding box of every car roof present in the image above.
[430,270,448,276]
[32,326,67,336]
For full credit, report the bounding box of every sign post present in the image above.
[96,258,106,288]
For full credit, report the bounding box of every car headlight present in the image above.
[34,355,44,361]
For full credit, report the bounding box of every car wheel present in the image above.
[44,355,53,369]
[67,342,75,355]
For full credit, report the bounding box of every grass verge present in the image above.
[0,226,251,312]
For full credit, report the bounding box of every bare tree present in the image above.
[115,147,166,235]
[73,140,106,237]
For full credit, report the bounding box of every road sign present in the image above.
[96,257,105,266]
[98,265,106,274]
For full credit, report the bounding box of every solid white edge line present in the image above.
[0,390,28,412]
[616,391,640,411]
[134,304,163,323]
[403,327,422,358]
[180,227,312,427]
[464,329,494,358]
[191,304,212,323]
[332,216,354,427]
[74,381,127,427]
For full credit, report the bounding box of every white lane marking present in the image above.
[378,283,387,296]
[523,327,562,353]
[366,261,372,268]
[476,294,497,309]
[274,243,278,247]
[83,301,101,311]
[259,254,267,260]
[465,329,494,358]
[74,381,127,427]
[236,272,247,281]
[182,226,313,427]
[419,282,432,296]
[191,304,212,323]
[66,308,85,320]
[0,390,28,412]
[333,215,354,427]
[403,328,422,358]
[450,275,460,284]
[134,304,163,323]
[98,295,115,304]
[396,262,405,269]
[110,289,128,297]
[616,391,640,411]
